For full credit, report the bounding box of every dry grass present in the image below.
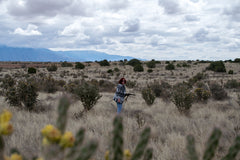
[0,61,240,160]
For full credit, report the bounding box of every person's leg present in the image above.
[117,102,122,114]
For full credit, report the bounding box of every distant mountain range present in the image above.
[0,45,136,62]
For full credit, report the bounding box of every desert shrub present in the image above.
[206,61,226,72]
[5,79,38,109]
[209,83,227,100]
[97,79,115,92]
[171,83,194,113]
[98,59,110,66]
[0,74,15,90]
[194,88,211,102]
[65,80,82,94]
[38,76,59,93]
[224,79,239,89]
[228,70,234,74]
[146,60,156,68]
[165,63,175,70]
[176,63,182,67]
[149,81,172,102]
[134,64,144,72]
[0,67,2,72]
[114,67,120,72]
[141,87,155,106]
[126,80,137,88]
[47,64,58,72]
[234,58,240,63]
[147,69,153,73]
[127,59,141,67]
[61,61,73,67]
[75,62,85,69]
[188,72,207,85]
[107,69,113,74]
[73,82,102,111]
[28,67,37,74]
[182,62,190,67]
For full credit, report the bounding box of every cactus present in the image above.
[143,148,153,160]
[56,97,70,133]
[112,116,124,160]
[186,135,198,160]
[221,136,240,160]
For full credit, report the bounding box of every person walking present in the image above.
[113,78,126,114]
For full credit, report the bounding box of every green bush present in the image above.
[148,81,172,102]
[61,61,73,67]
[165,63,175,70]
[194,88,211,102]
[5,79,38,110]
[98,59,110,66]
[38,76,59,93]
[0,74,15,90]
[228,70,234,74]
[127,59,141,67]
[188,72,207,85]
[224,79,239,89]
[114,67,120,72]
[209,83,227,100]
[141,87,155,106]
[234,58,240,63]
[75,62,85,69]
[147,69,153,73]
[206,61,226,72]
[107,69,113,73]
[146,60,156,68]
[126,80,137,88]
[28,67,37,74]
[171,83,194,113]
[134,64,144,72]
[73,82,102,111]
[47,64,58,72]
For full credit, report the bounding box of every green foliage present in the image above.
[209,83,227,100]
[107,69,113,73]
[206,61,226,72]
[149,81,172,102]
[47,64,58,72]
[165,63,175,70]
[74,82,102,111]
[125,80,137,88]
[75,62,85,69]
[134,64,144,72]
[114,67,120,72]
[182,62,190,67]
[0,74,15,90]
[5,78,38,109]
[146,60,156,68]
[127,59,141,67]
[141,87,155,106]
[38,76,59,93]
[147,69,153,73]
[98,59,110,66]
[27,67,37,74]
[228,70,234,74]
[234,58,240,63]
[171,83,194,113]
[61,61,73,67]
[194,88,211,102]
[188,72,207,85]
[224,79,239,89]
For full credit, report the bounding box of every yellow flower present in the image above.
[104,150,110,160]
[0,110,12,124]
[124,149,131,160]
[59,131,75,148]
[42,137,50,146]
[41,125,61,142]
[0,122,13,135]
[36,158,44,160]
[10,153,22,160]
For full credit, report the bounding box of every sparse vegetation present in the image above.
[75,62,85,69]
[206,61,226,72]
[47,64,58,72]
[209,82,228,100]
[141,87,155,105]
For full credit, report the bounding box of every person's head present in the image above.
[118,78,126,84]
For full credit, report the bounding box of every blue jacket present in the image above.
[113,84,126,103]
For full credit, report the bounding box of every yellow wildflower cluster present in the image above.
[41,124,75,148]
[104,149,132,160]
[4,153,22,160]
[0,110,13,135]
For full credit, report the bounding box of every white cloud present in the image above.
[13,24,42,36]
[119,19,140,32]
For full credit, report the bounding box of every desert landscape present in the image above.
[0,59,240,160]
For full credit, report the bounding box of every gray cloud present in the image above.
[119,19,140,32]
[223,4,240,22]
[108,0,129,11]
[184,15,200,22]
[158,0,180,15]
[191,28,220,43]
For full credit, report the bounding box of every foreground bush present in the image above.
[171,83,194,113]
[194,88,211,102]
[209,82,227,100]
[141,87,155,106]
[148,81,172,102]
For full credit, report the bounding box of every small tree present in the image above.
[209,83,227,100]
[28,67,37,74]
[47,64,58,72]
[74,82,102,111]
[146,60,156,68]
[134,64,144,72]
[206,61,226,72]
[165,63,175,70]
[127,59,141,67]
[98,59,110,66]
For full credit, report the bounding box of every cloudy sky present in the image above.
[0,0,239,60]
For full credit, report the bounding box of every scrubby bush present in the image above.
[149,81,172,102]
[98,59,110,66]
[107,69,113,74]
[234,58,240,63]
[28,67,37,74]
[182,62,190,68]
[146,60,156,68]
[47,64,58,72]
[188,72,207,85]
[0,74,15,90]
[61,61,73,67]
[38,76,59,93]
[194,88,211,102]
[114,67,120,72]
[224,79,239,89]
[75,62,85,69]
[5,78,38,110]
[165,63,175,70]
[141,87,155,106]
[171,83,194,113]
[228,70,234,74]
[147,69,153,73]
[127,59,141,67]
[134,64,144,72]
[74,82,102,111]
[209,82,227,100]
[126,80,137,88]
[206,61,226,72]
